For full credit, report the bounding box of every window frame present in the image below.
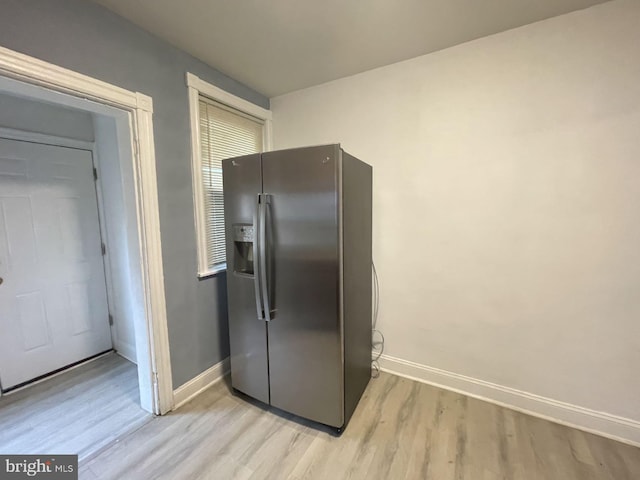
[187,72,272,277]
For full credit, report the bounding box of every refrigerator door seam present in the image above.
[261,156,272,403]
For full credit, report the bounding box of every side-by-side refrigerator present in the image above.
[222,144,372,432]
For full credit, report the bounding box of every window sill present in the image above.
[197,264,227,279]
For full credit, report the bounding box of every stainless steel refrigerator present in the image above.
[222,144,372,432]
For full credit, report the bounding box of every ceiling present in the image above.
[90,0,610,98]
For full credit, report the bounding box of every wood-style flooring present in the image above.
[80,372,640,480]
[0,352,150,461]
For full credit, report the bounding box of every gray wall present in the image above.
[0,0,270,388]
[0,92,94,141]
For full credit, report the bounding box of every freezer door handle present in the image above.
[259,194,272,321]
[254,194,265,321]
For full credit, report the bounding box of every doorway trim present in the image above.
[0,45,173,414]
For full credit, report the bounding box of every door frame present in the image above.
[0,45,174,414]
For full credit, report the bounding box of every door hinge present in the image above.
[133,139,139,157]
[101,243,107,256]
[153,371,159,385]
[93,167,98,181]
[108,314,114,326]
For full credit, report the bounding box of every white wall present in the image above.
[94,115,137,363]
[272,0,640,443]
[0,93,94,141]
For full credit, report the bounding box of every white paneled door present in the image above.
[0,138,112,390]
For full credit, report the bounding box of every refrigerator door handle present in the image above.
[254,194,265,321]
[260,194,272,321]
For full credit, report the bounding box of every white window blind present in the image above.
[198,97,264,271]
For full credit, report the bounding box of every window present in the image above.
[199,99,263,271]
[187,73,272,277]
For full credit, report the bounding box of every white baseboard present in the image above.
[172,357,230,410]
[378,354,640,448]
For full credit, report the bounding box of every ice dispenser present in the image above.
[233,224,254,275]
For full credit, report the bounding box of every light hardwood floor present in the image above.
[0,352,150,460]
[79,372,640,480]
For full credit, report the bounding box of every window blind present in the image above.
[199,97,264,270]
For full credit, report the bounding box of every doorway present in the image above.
[0,45,173,414]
